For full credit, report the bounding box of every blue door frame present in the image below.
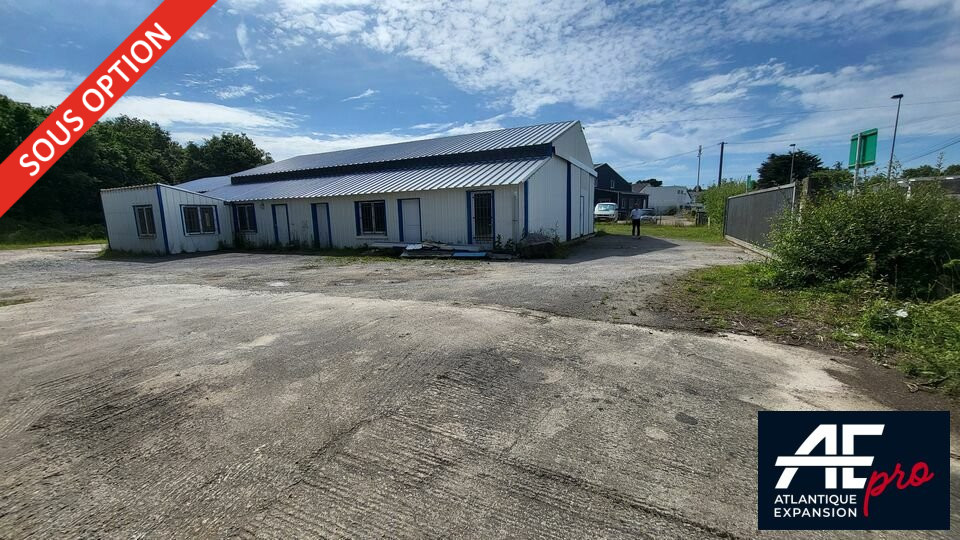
[311,202,332,248]
[271,203,290,245]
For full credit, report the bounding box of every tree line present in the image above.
[755,149,960,191]
[0,94,273,234]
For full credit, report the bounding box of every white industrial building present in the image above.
[100,121,596,255]
[639,185,694,214]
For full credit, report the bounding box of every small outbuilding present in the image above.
[100,121,597,255]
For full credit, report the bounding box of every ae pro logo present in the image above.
[758,411,949,530]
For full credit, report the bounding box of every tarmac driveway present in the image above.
[0,236,957,538]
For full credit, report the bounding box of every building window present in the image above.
[134,205,156,237]
[182,205,217,235]
[356,200,386,235]
[235,204,257,233]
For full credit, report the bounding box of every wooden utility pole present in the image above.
[717,142,725,185]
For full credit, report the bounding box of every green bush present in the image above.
[767,183,960,298]
[702,181,747,230]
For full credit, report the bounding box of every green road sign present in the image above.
[848,128,878,169]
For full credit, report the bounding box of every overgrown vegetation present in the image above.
[594,222,724,243]
[767,183,960,299]
[701,181,747,230]
[0,94,272,246]
[670,265,960,394]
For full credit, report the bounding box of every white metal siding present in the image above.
[553,123,594,172]
[524,157,567,239]
[231,185,520,249]
[101,186,165,254]
[157,186,233,254]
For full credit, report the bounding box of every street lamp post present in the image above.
[887,93,904,182]
[788,143,797,184]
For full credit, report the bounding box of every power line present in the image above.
[901,135,960,163]
[619,98,960,127]
[617,111,960,169]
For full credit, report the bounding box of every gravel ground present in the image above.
[0,236,957,539]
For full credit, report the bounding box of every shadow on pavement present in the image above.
[538,233,679,264]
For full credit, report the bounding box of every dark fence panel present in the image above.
[723,183,795,250]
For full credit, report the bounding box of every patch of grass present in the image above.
[595,222,724,244]
[0,238,106,250]
[0,298,34,308]
[297,247,403,267]
[669,263,860,336]
[668,264,960,394]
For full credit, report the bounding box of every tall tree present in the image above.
[756,150,822,189]
[176,132,273,182]
[902,164,940,178]
[0,94,274,231]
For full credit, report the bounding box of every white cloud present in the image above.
[341,88,377,101]
[0,63,76,82]
[220,0,960,115]
[215,84,256,99]
[188,30,211,41]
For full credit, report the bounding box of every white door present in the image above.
[400,199,421,243]
[273,204,290,245]
[314,203,331,248]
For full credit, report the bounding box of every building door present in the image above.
[312,203,331,248]
[470,191,494,244]
[400,198,421,243]
[272,204,290,245]
[580,195,586,236]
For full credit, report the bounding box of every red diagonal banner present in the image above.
[0,0,218,218]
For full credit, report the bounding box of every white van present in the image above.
[594,202,618,222]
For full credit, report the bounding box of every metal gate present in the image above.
[723,183,796,250]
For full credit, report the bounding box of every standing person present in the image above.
[630,204,643,237]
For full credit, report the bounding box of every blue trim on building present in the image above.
[354,201,361,236]
[271,204,279,244]
[565,161,572,241]
[466,191,473,244]
[397,199,405,243]
[324,203,332,247]
[154,184,170,255]
[311,203,320,248]
[271,203,290,245]
[213,206,220,234]
[523,181,529,237]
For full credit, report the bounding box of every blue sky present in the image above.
[2,0,960,187]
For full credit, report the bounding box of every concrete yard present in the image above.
[0,236,957,538]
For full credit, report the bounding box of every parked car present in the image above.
[594,202,618,222]
[636,208,657,224]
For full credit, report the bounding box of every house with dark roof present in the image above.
[100,121,597,254]
[593,163,648,215]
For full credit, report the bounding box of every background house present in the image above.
[640,185,694,214]
[101,121,597,255]
[593,163,648,215]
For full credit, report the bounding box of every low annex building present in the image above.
[100,121,597,255]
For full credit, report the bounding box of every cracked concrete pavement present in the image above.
[0,235,957,538]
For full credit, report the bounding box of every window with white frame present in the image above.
[182,205,217,235]
[235,204,257,233]
[133,205,156,237]
[357,200,386,235]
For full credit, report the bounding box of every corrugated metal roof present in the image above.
[174,175,232,193]
[232,121,576,179]
[198,157,548,201]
